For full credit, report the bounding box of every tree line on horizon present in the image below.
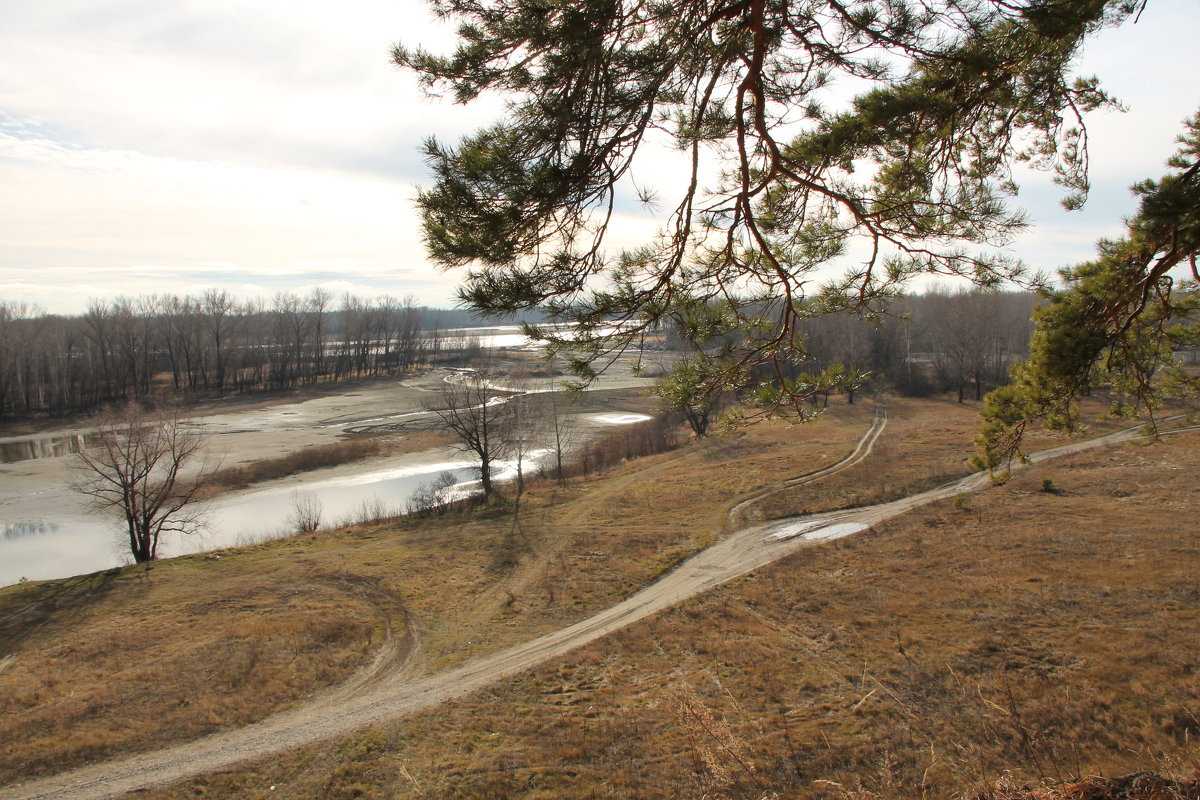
[0,285,1069,421]
[787,289,1041,403]
[0,289,548,418]
[646,288,1042,437]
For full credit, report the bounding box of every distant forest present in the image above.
[0,288,1038,419]
[0,290,549,418]
[782,289,1040,403]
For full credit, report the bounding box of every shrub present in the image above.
[560,414,682,480]
[405,472,459,517]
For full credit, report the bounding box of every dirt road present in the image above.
[0,420,1162,800]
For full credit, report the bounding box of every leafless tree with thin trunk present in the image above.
[430,369,514,500]
[74,402,218,563]
[535,390,579,483]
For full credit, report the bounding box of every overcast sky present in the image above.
[1,0,1197,315]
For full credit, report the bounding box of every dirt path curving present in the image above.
[304,574,424,698]
[0,420,1175,800]
[712,405,888,534]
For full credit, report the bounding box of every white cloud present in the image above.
[0,0,483,176]
[0,130,417,255]
[0,0,508,313]
[0,0,1197,313]
[0,128,464,312]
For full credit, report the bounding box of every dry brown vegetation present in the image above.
[967,772,1200,800]
[203,428,462,496]
[2,394,1197,799]
[748,396,968,521]
[0,396,908,786]
[127,424,1200,800]
[204,437,387,493]
[0,561,381,785]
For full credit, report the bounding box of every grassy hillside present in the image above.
[2,396,1196,798]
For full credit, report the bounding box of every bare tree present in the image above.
[74,402,217,563]
[922,287,1028,402]
[534,381,580,483]
[0,301,39,415]
[306,287,333,383]
[0,290,532,420]
[201,289,237,391]
[431,370,514,499]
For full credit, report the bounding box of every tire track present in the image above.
[0,420,1184,800]
[713,405,887,534]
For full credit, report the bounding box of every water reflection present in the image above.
[2,520,61,540]
[592,413,652,425]
[198,462,481,544]
[0,432,96,464]
[0,514,124,587]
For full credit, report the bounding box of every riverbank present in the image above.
[0,363,662,585]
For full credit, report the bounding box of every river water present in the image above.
[0,459,488,586]
[0,341,662,587]
[0,416,650,587]
[0,433,96,464]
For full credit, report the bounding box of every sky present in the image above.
[0,0,1197,316]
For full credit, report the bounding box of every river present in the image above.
[2,459,486,586]
[0,365,659,587]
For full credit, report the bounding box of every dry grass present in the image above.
[0,395,880,783]
[133,423,1200,799]
[200,425,461,497]
[966,772,1200,800]
[0,561,381,784]
[741,396,962,521]
[4,394,1197,798]
[391,400,892,666]
[204,437,387,493]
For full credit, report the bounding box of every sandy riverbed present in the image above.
[0,361,662,584]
